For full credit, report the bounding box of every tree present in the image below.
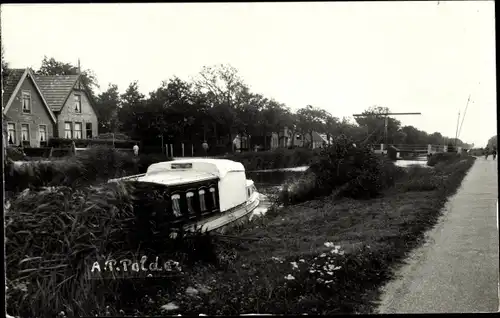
[487,135,497,149]
[95,83,121,133]
[36,56,99,100]
[234,91,267,150]
[193,64,248,151]
[148,77,206,143]
[296,105,331,148]
[1,43,8,86]
[354,106,402,145]
[259,100,291,149]
[117,81,147,140]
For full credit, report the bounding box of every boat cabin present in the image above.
[114,159,249,227]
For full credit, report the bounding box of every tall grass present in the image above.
[5,180,222,317]
[4,146,172,193]
[5,182,135,317]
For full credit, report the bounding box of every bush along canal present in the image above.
[5,139,477,317]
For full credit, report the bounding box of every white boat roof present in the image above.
[137,170,218,187]
[146,158,245,179]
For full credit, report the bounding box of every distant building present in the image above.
[2,68,98,148]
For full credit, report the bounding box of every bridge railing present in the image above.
[379,144,449,154]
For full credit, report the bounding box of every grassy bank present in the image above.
[134,152,475,315]
[223,147,320,171]
[5,138,477,316]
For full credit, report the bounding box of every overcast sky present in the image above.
[1,2,496,146]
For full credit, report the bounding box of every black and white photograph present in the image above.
[1,1,498,316]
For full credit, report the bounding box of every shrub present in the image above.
[48,137,139,149]
[279,171,318,205]
[4,146,173,193]
[6,147,25,161]
[427,152,461,167]
[23,147,52,159]
[278,136,405,205]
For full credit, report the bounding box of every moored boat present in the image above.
[108,158,260,234]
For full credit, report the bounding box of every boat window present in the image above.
[171,194,182,217]
[247,188,251,198]
[199,189,207,212]
[186,192,195,214]
[209,187,217,207]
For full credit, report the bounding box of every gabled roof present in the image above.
[2,68,25,108]
[33,74,79,112]
[2,68,57,123]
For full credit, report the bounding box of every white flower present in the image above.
[325,280,333,284]
[290,262,298,270]
[161,302,179,311]
[327,272,333,275]
[284,274,295,280]
[299,259,305,263]
[324,242,334,248]
[319,253,326,258]
[309,269,316,273]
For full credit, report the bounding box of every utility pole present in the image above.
[353,112,422,148]
[454,111,460,148]
[457,94,471,140]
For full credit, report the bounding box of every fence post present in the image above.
[182,143,185,157]
[170,144,174,158]
[427,144,432,154]
[192,144,194,157]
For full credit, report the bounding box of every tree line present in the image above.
[3,55,473,152]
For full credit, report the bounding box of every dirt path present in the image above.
[376,157,499,313]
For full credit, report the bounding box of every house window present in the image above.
[74,95,82,113]
[86,123,92,139]
[39,125,47,146]
[22,91,31,113]
[64,122,73,139]
[21,124,30,146]
[74,122,82,139]
[7,123,16,145]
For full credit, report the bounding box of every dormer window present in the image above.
[22,91,31,113]
[74,95,82,113]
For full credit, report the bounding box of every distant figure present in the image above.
[492,147,497,160]
[485,147,490,160]
[133,144,139,156]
